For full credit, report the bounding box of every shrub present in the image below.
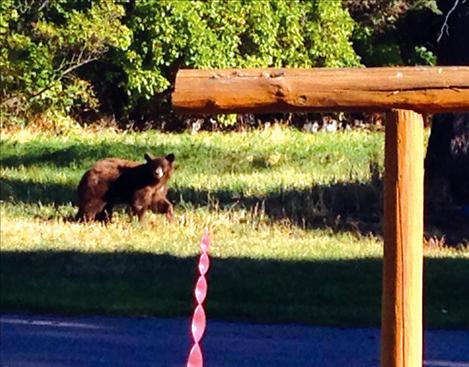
[0,0,131,125]
[97,0,361,124]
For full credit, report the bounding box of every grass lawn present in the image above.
[1,126,468,328]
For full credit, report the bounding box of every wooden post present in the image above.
[382,109,424,367]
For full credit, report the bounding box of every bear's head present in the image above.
[144,153,175,182]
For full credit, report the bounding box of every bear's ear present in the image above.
[165,153,175,163]
[144,153,153,162]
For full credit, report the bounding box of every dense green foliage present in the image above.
[1,0,467,127]
[1,0,359,125]
[111,0,359,116]
[0,0,131,123]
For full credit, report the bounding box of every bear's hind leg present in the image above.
[96,203,114,223]
[78,199,106,222]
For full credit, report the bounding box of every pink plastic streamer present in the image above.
[187,229,211,367]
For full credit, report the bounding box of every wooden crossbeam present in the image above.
[173,67,469,114]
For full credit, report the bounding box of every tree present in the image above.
[99,0,360,124]
[345,0,440,66]
[435,0,469,65]
[0,0,131,124]
[1,0,361,128]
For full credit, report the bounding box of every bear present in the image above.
[76,153,175,222]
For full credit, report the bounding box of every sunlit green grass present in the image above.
[1,126,468,328]
[0,203,384,259]
[1,126,384,194]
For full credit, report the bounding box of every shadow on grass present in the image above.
[0,174,384,234]
[0,142,181,169]
[0,251,467,328]
[0,141,277,174]
[2,176,468,244]
[1,178,76,205]
[178,185,469,245]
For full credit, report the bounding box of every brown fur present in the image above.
[76,153,175,222]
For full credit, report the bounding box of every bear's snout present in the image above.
[155,166,164,179]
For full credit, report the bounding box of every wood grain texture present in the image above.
[381,110,424,367]
[173,67,469,114]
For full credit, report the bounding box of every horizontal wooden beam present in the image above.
[172,67,469,114]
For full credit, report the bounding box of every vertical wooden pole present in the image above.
[381,109,424,367]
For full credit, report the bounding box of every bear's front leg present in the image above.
[131,192,149,222]
[165,202,174,222]
[130,203,146,222]
[150,196,174,222]
[162,198,174,222]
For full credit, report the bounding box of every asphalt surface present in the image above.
[1,314,468,367]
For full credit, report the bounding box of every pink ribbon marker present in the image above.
[187,229,211,367]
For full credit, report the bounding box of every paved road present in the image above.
[1,314,468,367]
